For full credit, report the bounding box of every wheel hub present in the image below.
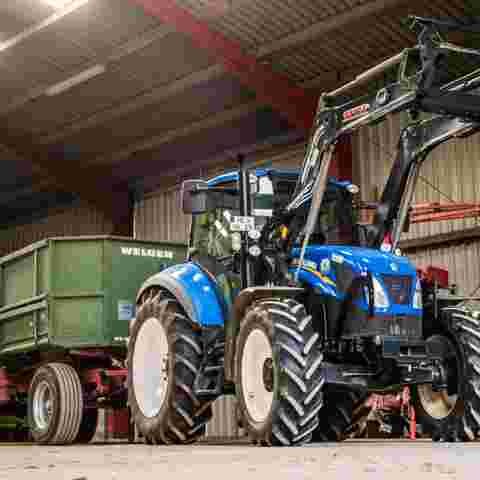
[33,381,53,430]
[132,317,169,418]
[241,328,275,423]
[418,335,459,420]
[262,358,273,392]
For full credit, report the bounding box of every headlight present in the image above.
[346,184,359,195]
[413,278,422,309]
[372,276,390,308]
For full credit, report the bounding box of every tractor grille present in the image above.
[381,275,412,305]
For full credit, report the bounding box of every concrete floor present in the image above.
[0,439,472,480]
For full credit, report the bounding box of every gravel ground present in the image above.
[0,439,474,480]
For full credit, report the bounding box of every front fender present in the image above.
[136,262,225,327]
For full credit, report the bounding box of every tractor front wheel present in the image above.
[235,298,325,446]
[127,291,212,444]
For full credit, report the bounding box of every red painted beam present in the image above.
[129,0,318,132]
[329,135,353,181]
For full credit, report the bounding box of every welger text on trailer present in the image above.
[121,246,174,259]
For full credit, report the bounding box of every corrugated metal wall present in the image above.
[408,240,480,297]
[353,114,480,240]
[134,188,190,244]
[0,203,113,257]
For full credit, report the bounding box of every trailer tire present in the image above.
[235,298,325,446]
[127,291,212,444]
[74,408,98,444]
[28,362,83,445]
[312,387,369,441]
[413,306,480,442]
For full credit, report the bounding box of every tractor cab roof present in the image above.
[207,167,355,192]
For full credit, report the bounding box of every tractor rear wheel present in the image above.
[235,298,325,446]
[413,306,480,441]
[127,291,212,444]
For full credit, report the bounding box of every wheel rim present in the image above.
[132,317,169,418]
[33,381,53,430]
[241,328,274,423]
[417,335,459,420]
[417,385,458,420]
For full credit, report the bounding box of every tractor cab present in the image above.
[183,168,360,256]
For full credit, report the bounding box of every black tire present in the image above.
[127,291,213,444]
[74,407,98,444]
[28,362,83,445]
[235,298,325,446]
[312,387,369,441]
[412,306,480,442]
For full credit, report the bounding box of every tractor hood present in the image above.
[290,245,421,315]
[291,245,416,276]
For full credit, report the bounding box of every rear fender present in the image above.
[136,263,225,327]
[224,286,304,382]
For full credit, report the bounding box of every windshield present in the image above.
[189,176,275,259]
[316,187,356,245]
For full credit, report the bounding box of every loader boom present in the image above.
[282,15,480,267]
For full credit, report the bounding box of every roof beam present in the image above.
[129,0,317,131]
[256,0,407,58]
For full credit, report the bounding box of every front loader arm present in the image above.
[273,16,480,267]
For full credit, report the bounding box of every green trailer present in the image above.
[0,236,186,445]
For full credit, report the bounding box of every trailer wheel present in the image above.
[127,291,212,444]
[235,298,325,446]
[312,387,369,441]
[413,306,480,441]
[28,362,83,445]
[74,407,98,443]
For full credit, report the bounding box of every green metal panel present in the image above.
[51,239,104,296]
[3,255,35,307]
[0,236,187,357]
[49,239,105,347]
[106,239,187,342]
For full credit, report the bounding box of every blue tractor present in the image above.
[127,16,480,445]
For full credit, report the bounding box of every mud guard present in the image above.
[136,263,225,327]
[224,286,304,383]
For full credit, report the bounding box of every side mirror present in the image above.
[180,179,208,214]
